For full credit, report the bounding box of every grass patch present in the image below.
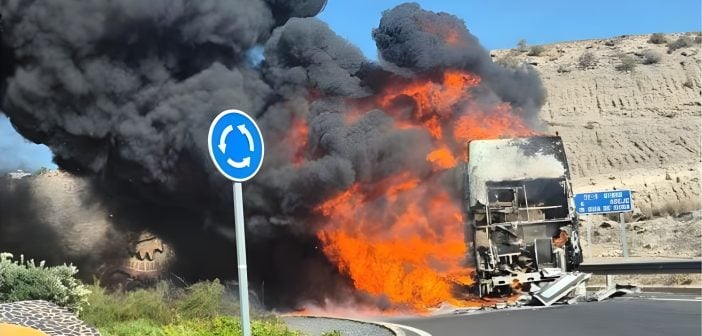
[164,317,302,336]
[100,319,164,336]
[80,283,173,327]
[81,280,300,336]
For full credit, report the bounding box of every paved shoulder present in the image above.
[385,295,701,336]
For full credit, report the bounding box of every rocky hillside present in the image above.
[0,171,127,275]
[494,33,701,216]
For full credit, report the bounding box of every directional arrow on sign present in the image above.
[219,125,234,153]
[218,124,255,154]
[238,124,254,151]
[227,157,250,168]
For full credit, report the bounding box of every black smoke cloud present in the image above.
[0,2,545,308]
[373,3,545,117]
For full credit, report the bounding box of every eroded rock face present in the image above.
[493,33,701,213]
[0,171,173,284]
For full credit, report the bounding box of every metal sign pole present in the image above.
[619,212,628,258]
[233,182,251,336]
[208,109,264,336]
[586,215,592,257]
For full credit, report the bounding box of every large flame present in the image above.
[307,69,534,311]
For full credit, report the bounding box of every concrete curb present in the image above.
[367,321,404,336]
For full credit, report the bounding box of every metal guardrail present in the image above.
[579,259,702,275]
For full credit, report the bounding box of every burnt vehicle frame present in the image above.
[463,136,583,297]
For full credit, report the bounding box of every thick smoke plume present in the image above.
[0,2,545,309]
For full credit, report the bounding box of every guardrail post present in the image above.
[606,274,614,289]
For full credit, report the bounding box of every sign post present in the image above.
[586,216,592,257]
[619,212,628,258]
[574,190,633,258]
[208,109,265,336]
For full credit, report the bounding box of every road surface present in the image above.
[383,293,701,336]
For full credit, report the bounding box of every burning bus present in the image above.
[465,136,584,298]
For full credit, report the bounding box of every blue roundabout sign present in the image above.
[207,109,265,182]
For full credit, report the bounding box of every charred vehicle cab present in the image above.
[465,136,583,297]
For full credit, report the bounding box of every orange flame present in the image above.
[379,70,480,124]
[426,146,456,171]
[454,103,534,141]
[288,116,309,165]
[316,176,473,310]
[284,68,535,312]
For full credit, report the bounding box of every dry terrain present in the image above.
[495,32,701,286]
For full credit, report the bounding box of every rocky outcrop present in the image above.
[0,172,172,285]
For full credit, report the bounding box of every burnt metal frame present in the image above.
[474,179,579,295]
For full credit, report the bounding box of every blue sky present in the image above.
[0,114,56,172]
[1,0,700,172]
[319,0,702,59]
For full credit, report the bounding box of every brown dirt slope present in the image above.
[494,33,701,215]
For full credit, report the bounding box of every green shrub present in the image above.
[176,280,226,320]
[81,280,299,336]
[80,283,173,327]
[99,319,164,336]
[0,252,90,312]
[648,33,667,44]
[82,281,233,327]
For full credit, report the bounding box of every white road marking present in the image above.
[382,322,433,336]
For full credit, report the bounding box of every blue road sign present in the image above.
[574,190,633,214]
[208,109,265,182]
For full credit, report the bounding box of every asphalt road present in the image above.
[383,293,702,336]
